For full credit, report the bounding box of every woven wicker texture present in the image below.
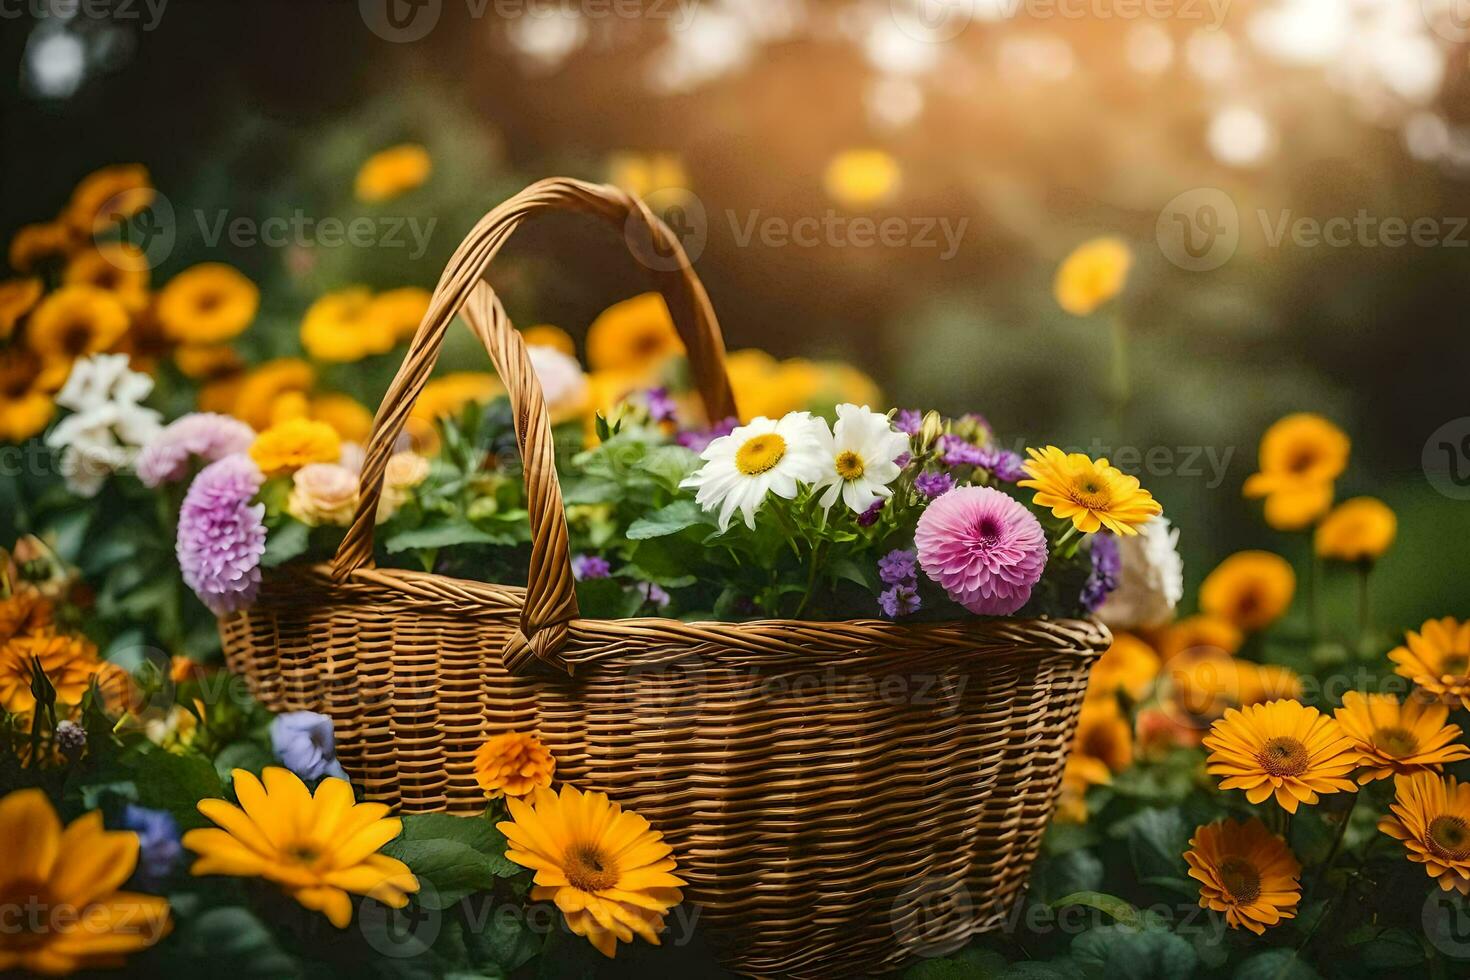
[220,178,1109,978]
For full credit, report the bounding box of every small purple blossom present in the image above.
[894,452,912,469]
[136,413,256,488]
[914,471,954,499]
[938,435,985,467]
[637,581,671,610]
[55,719,85,756]
[975,447,1026,483]
[644,387,677,424]
[879,584,921,618]
[120,805,182,885]
[270,710,349,782]
[856,499,885,527]
[894,409,923,436]
[1080,533,1122,613]
[572,554,612,580]
[878,548,918,586]
[675,416,738,453]
[176,454,266,615]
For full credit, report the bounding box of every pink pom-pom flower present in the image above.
[176,453,267,615]
[136,412,256,488]
[914,486,1048,615]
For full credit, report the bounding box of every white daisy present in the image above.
[814,404,910,514]
[681,412,827,531]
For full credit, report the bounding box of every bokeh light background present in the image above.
[3,0,1467,627]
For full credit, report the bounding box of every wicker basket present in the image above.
[220,178,1109,978]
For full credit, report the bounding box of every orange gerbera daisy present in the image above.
[1199,551,1295,632]
[1314,497,1396,563]
[498,784,685,958]
[1242,413,1349,531]
[1086,631,1161,703]
[1068,697,1134,785]
[62,243,151,313]
[1018,446,1162,536]
[523,323,577,357]
[1204,700,1360,813]
[230,358,315,430]
[0,347,57,443]
[1389,618,1470,711]
[355,144,431,203]
[155,263,258,344]
[64,163,154,235]
[249,418,341,476]
[26,285,131,383]
[1157,614,1244,662]
[1335,691,1470,784]
[1053,236,1133,316]
[0,277,43,339]
[586,292,685,375]
[368,287,431,344]
[8,221,77,273]
[1185,818,1300,934]
[1380,772,1470,895]
[1162,651,1302,730]
[473,730,556,799]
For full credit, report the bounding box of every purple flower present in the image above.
[938,434,985,468]
[572,554,612,580]
[176,454,266,615]
[974,446,1026,483]
[879,584,921,618]
[914,471,954,499]
[878,548,918,586]
[1081,533,1122,613]
[894,409,923,436]
[675,416,738,453]
[120,805,182,885]
[136,413,256,488]
[637,581,671,610]
[270,710,349,782]
[894,452,912,469]
[644,387,677,424]
[856,499,885,527]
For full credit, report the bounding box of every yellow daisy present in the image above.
[155,263,258,344]
[0,277,43,339]
[1068,697,1134,785]
[64,163,153,235]
[0,788,171,973]
[307,393,374,445]
[0,590,53,641]
[1242,413,1349,531]
[184,767,418,927]
[523,323,577,358]
[249,418,342,477]
[0,347,57,443]
[368,286,432,344]
[300,288,397,362]
[62,243,151,313]
[1389,617,1470,711]
[230,358,316,431]
[1199,551,1295,632]
[1380,772,1470,895]
[0,632,99,713]
[173,343,244,380]
[1314,497,1396,563]
[1019,446,1162,535]
[473,730,556,799]
[26,285,131,382]
[1086,631,1160,703]
[498,784,686,958]
[586,292,684,374]
[8,221,78,273]
[1053,236,1132,316]
[823,148,901,209]
[1204,700,1360,813]
[355,144,432,203]
[1157,614,1243,662]
[1335,691,1470,784]
[1185,818,1300,935]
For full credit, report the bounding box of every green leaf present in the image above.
[1051,891,1143,928]
[212,741,274,785]
[397,812,513,861]
[1071,925,1197,979]
[384,521,513,553]
[381,839,514,908]
[1232,949,1320,980]
[575,579,644,620]
[171,906,300,978]
[261,521,310,567]
[1110,807,1188,882]
[636,445,701,491]
[560,477,623,505]
[1029,848,1103,905]
[626,500,711,540]
[124,748,223,828]
[463,904,541,973]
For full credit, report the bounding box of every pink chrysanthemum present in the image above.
[137,412,256,487]
[914,486,1048,615]
[176,453,267,615]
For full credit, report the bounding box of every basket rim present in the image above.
[249,562,1112,670]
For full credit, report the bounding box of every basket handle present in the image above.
[331,178,737,674]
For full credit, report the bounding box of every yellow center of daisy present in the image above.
[834,450,865,480]
[1256,736,1309,778]
[1371,726,1419,758]
[1069,475,1112,511]
[1427,816,1470,861]
[564,843,620,893]
[1217,857,1261,904]
[1439,653,1470,678]
[735,434,787,475]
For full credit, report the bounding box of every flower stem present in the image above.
[1356,563,1372,656]
[1109,310,1130,436]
